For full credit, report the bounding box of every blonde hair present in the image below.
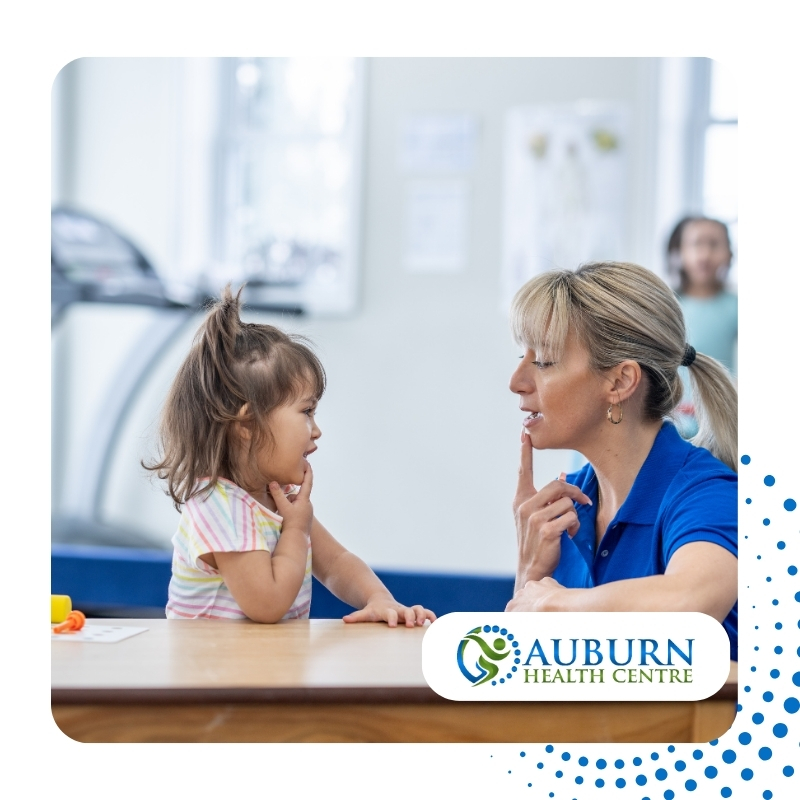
[144,285,326,507]
[510,261,738,472]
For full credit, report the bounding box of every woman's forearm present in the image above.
[543,573,734,622]
[510,543,738,623]
[515,561,551,593]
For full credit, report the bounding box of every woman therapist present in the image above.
[505,261,738,661]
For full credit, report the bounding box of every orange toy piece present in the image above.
[52,610,86,634]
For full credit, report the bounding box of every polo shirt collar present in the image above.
[613,421,691,524]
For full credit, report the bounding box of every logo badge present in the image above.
[423,612,731,701]
[456,624,522,686]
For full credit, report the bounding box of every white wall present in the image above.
[55,57,665,576]
[53,58,217,287]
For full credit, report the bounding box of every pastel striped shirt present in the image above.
[166,478,312,621]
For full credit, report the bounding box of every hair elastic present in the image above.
[681,344,697,368]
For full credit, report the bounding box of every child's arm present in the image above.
[310,519,436,627]
[204,469,314,623]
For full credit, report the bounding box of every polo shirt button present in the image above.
[600,549,609,557]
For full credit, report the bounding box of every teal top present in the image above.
[678,290,738,374]
[677,291,738,419]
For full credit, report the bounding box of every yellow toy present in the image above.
[51,594,72,623]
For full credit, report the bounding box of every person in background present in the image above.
[667,216,737,437]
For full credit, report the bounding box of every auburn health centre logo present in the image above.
[423,612,731,701]
[456,624,523,687]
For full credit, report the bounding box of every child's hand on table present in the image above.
[343,593,436,627]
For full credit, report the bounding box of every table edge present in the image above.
[51,683,737,705]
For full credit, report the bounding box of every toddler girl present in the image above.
[147,286,435,626]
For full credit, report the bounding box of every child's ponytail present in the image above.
[203,285,241,372]
[197,285,249,418]
[144,284,326,508]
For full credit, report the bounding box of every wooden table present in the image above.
[52,619,737,743]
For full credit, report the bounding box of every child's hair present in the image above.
[145,285,326,508]
[666,215,733,293]
[510,261,738,472]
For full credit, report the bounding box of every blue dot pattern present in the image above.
[494,455,798,797]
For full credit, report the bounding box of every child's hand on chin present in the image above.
[343,593,436,627]
[269,465,314,536]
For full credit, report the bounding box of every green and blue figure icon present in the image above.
[456,625,522,686]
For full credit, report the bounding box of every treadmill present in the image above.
[50,208,325,616]
[51,207,200,550]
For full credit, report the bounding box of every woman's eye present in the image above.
[304,408,315,416]
[518,355,554,368]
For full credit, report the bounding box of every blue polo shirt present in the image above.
[556,422,738,661]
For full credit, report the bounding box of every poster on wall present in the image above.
[403,180,469,273]
[501,102,629,312]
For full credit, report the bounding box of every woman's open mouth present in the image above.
[523,412,543,428]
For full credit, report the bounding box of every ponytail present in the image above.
[197,284,250,419]
[686,354,738,473]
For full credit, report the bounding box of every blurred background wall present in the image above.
[51,57,737,578]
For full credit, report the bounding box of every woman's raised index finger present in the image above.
[517,429,536,495]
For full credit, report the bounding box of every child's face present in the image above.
[680,220,731,288]
[255,389,321,487]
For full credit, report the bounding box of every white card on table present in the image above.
[51,625,148,643]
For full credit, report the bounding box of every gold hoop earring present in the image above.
[607,403,623,425]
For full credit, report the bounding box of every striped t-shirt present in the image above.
[166,478,312,620]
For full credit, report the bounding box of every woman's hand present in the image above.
[505,544,738,622]
[342,593,436,627]
[514,430,592,591]
[269,465,314,538]
[506,577,566,612]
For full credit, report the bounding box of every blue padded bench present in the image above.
[51,543,515,618]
